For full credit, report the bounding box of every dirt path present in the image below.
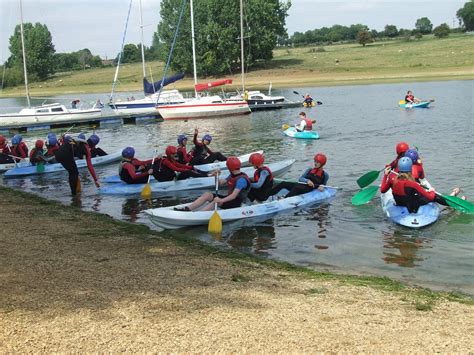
[0,187,472,352]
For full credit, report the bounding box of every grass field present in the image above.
[1,34,473,97]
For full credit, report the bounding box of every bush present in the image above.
[1,66,24,88]
[414,32,423,40]
[433,23,450,38]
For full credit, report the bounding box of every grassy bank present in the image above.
[1,34,473,98]
[0,185,473,351]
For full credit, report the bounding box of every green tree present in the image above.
[356,30,373,46]
[415,17,433,34]
[119,43,141,64]
[384,24,398,38]
[433,23,450,38]
[7,22,56,81]
[457,0,474,31]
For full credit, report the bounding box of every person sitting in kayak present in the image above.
[303,94,314,107]
[387,141,410,170]
[0,135,13,164]
[45,133,60,163]
[54,134,100,195]
[174,156,251,211]
[405,91,420,104]
[152,146,210,182]
[176,134,193,165]
[29,140,52,165]
[270,153,329,198]
[10,134,28,162]
[295,112,314,132]
[87,134,108,158]
[381,157,461,213]
[247,152,274,202]
[190,128,227,166]
[404,148,432,190]
[119,147,154,184]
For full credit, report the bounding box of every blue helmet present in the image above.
[122,146,135,158]
[88,134,100,146]
[398,157,413,173]
[63,134,73,143]
[177,134,187,145]
[405,149,419,163]
[47,133,57,146]
[11,134,22,145]
[202,134,212,143]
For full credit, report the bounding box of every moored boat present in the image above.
[284,127,319,140]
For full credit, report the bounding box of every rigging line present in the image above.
[155,0,187,105]
[109,0,133,103]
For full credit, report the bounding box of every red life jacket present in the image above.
[304,118,313,130]
[306,167,325,186]
[227,172,251,195]
[412,163,425,180]
[46,144,59,157]
[29,147,43,164]
[11,143,28,159]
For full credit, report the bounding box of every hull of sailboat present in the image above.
[0,108,102,128]
[157,100,251,120]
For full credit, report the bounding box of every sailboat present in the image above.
[0,0,102,130]
[156,0,250,120]
[108,0,188,117]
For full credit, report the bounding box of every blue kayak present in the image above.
[284,127,319,139]
[381,191,440,228]
[399,101,431,109]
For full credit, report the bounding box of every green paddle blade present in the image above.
[351,185,379,206]
[36,163,45,173]
[441,194,474,214]
[356,169,382,189]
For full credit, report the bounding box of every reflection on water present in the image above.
[382,229,430,268]
[227,222,276,255]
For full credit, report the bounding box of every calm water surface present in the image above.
[1,80,473,294]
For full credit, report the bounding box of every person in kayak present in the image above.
[189,128,227,165]
[87,134,107,158]
[380,157,461,213]
[303,94,314,107]
[54,134,100,195]
[270,153,329,198]
[173,156,251,211]
[119,147,154,184]
[176,134,193,165]
[247,153,274,202]
[10,134,28,162]
[0,135,13,164]
[152,146,210,182]
[29,140,51,165]
[404,91,421,104]
[45,133,60,163]
[404,148,433,190]
[295,112,315,132]
[387,141,410,170]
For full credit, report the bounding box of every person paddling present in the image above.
[54,134,100,195]
[190,128,227,165]
[0,135,13,164]
[119,147,154,184]
[176,134,193,164]
[87,134,107,158]
[247,153,274,202]
[405,90,421,104]
[270,153,329,198]
[303,93,314,107]
[295,111,314,132]
[10,134,28,162]
[174,156,251,211]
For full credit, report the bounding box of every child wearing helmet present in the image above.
[45,133,60,163]
[10,134,29,162]
[87,134,108,158]
[0,135,14,164]
[381,157,460,213]
[404,148,433,190]
[119,147,155,184]
[303,94,314,107]
[29,140,51,165]
[270,153,329,198]
[151,146,210,182]
[174,156,251,211]
[247,153,274,202]
[387,141,410,170]
[189,128,227,165]
[176,134,193,164]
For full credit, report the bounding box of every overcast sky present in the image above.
[0,0,466,63]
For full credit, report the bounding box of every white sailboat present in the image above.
[156,0,250,120]
[0,0,101,129]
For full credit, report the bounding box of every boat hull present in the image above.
[399,101,431,109]
[157,99,251,120]
[284,127,319,139]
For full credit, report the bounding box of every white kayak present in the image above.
[99,159,295,195]
[3,150,122,178]
[0,159,30,173]
[101,150,263,183]
[381,190,440,228]
[145,186,337,229]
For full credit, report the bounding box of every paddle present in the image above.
[356,168,385,189]
[208,172,222,234]
[436,192,474,214]
[36,162,45,173]
[274,178,342,190]
[141,149,158,199]
[292,91,322,105]
[351,185,379,206]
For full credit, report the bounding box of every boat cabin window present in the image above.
[251,96,263,100]
[36,109,49,113]
[51,107,64,112]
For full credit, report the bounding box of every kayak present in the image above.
[99,159,295,195]
[3,150,122,178]
[101,150,264,184]
[145,186,337,229]
[381,190,440,228]
[0,159,30,173]
[399,101,431,109]
[284,127,319,140]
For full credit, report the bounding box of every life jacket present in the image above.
[152,157,176,181]
[405,94,414,103]
[11,143,28,159]
[46,144,59,157]
[391,178,435,213]
[227,172,251,198]
[29,147,44,164]
[118,160,143,184]
[177,145,192,164]
[304,118,313,130]
[253,166,274,194]
[193,143,210,159]
[412,163,425,180]
[305,167,326,187]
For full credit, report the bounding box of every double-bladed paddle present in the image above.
[292,91,323,105]
[356,168,385,189]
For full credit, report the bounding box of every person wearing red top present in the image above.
[176,134,193,164]
[10,134,28,162]
[0,135,14,164]
[404,90,420,104]
[387,141,410,170]
[152,146,210,182]
[295,112,314,132]
[119,147,154,184]
[189,128,227,165]
[247,153,274,202]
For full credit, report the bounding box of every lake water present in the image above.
[1,80,473,294]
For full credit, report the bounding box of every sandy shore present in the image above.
[0,186,472,352]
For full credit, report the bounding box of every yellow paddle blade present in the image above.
[399,100,405,105]
[282,124,290,130]
[76,178,81,193]
[208,210,222,234]
[141,183,152,199]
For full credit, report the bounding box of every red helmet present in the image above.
[165,145,177,156]
[226,156,241,171]
[35,140,44,149]
[249,153,264,167]
[396,142,409,155]
[314,153,327,166]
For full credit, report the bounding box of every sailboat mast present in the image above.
[19,0,30,108]
[240,0,244,93]
[138,0,146,78]
[190,0,198,96]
